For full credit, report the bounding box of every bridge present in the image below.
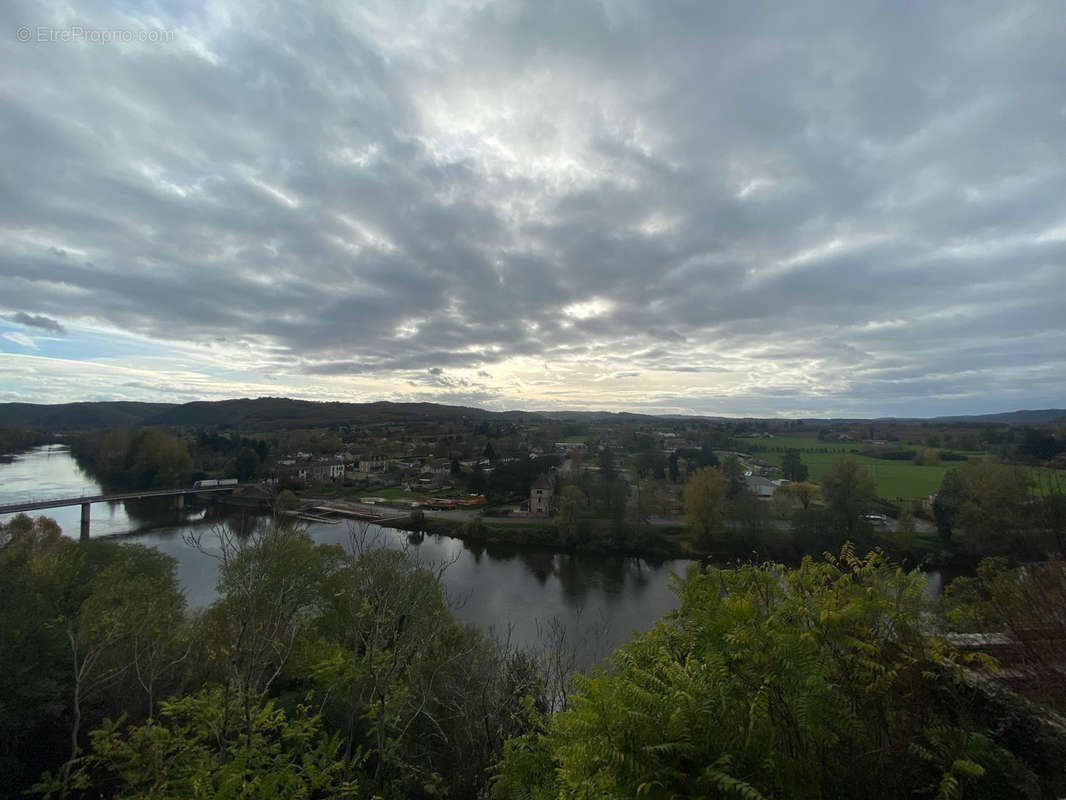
[0,485,240,539]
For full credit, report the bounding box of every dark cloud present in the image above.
[0,0,1063,414]
[9,312,66,334]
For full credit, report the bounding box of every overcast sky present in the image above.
[1,1,1064,417]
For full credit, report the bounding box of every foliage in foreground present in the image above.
[37,688,357,799]
[494,548,1050,800]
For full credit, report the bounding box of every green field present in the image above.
[738,436,952,500]
[735,435,830,451]
[371,486,424,501]
[771,451,947,500]
[741,437,1062,500]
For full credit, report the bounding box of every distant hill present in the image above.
[1,398,1063,431]
[931,409,1066,424]
[143,398,551,429]
[536,410,672,423]
[0,398,547,431]
[0,401,175,430]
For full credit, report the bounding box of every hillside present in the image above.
[0,398,547,431]
[143,398,552,429]
[2,398,1064,432]
[0,401,175,430]
[932,409,1066,424]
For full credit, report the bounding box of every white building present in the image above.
[358,454,390,473]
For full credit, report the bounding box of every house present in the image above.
[308,460,345,482]
[357,454,390,473]
[421,458,451,476]
[530,475,553,515]
[743,474,776,500]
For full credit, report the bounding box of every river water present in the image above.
[1,445,687,665]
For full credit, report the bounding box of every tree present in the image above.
[956,458,1033,554]
[130,430,193,488]
[467,464,486,495]
[0,515,70,788]
[315,524,472,795]
[913,447,941,466]
[934,459,1033,555]
[933,467,967,545]
[234,445,260,481]
[274,489,299,511]
[780,449,808,482]
[633,451,654,479]
[683,467,728,548]
[699,443,719,469]
[819,457,876,534]
[555,486,589,547]
[54,541,187,791]
[598,448,617,481]
[718,454,745,498]
[770,486,795,519]
[786,481,820,511]
[187,519,340,765]
[68,688,355,798]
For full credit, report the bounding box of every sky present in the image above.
[1,1,1064,418]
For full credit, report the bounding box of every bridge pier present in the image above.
[174,493,185,510]
[80,503,91,540]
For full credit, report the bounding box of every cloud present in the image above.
[9,312,66,334]
[0,0,1063,415]
[2,332,37,349]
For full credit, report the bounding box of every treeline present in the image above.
[682,456,1066,568]
[192,429,270,481]
[0,426,50,457]
[68,429,194,490]
[934,458,1066,558]
[981,425,1066,463]
[477,454,562,500]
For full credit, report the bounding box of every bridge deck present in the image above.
[0,485,237,515]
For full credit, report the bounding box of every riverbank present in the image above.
[291,494,985,570]
[298,496,697,561]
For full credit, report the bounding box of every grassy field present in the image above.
[740,436,1063,500]
[772,451,948,500]
[738,436,952,500]
[1027,466,1066,495]
[370,486,423,501]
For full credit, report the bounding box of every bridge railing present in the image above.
[0,487,197,514]
[0,491,96,507]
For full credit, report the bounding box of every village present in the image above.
[233,411,1023,559]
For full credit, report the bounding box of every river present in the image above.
[0,445,688,666]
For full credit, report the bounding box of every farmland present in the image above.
[738,435,965,500]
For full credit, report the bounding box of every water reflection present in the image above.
[164,517,686,667]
